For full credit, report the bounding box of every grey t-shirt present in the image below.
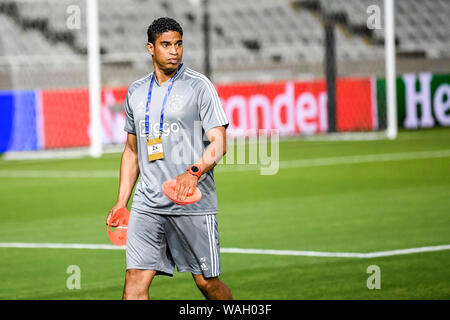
[123,64,229,215]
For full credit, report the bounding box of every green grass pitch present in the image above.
[0,128,449,299]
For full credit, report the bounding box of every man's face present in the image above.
[147,31,183,73]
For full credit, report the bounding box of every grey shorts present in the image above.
[126,210,221,278]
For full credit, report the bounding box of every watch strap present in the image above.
[187,165,202,179]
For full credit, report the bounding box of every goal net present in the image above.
[0,0,422,160]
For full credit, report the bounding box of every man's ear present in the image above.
[146,42,154,56]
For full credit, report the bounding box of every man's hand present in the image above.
[175,171,199,201]
[106,204,127,226]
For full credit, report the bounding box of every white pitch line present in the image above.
[221,245,450,258]
[277,149,450,170]
[0,242,124,250]
[0,242,449,259]
[0,170,119,178]
[1,149,450,178]
[218,149,450,172]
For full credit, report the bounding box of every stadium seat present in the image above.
[0,0,448,73]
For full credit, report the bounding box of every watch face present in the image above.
[191,166,199,173]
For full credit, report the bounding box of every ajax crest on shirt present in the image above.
[168,94,184,113]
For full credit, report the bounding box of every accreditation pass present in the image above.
[147,137,164,161]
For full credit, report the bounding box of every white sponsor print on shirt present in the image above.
[138,120,180,137]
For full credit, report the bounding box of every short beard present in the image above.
[163,66,177,75]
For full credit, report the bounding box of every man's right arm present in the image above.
[106,133,139,225]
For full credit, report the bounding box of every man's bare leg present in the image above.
[123,269,156,300]
[192,274,233,300]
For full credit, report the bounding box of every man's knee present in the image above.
[193,274,232,300]
[126,269,147,281]
[123,269,155,299]
[193,275,219,292]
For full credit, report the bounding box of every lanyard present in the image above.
[145,63,182,138]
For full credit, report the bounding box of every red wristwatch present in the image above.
[187,165,202,179]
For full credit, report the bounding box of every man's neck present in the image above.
[153,66,177,85]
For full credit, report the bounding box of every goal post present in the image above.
[0,0,110,160]
[87,0,102,158]
[0,0,405,161]
[384,0,398,140]
[314,0,396,141]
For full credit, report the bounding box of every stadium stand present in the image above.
[317,0,450,58]
[0,0,449,88]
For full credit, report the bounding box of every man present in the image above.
[107,17,232,300]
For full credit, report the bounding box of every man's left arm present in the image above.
[174,125,227,201]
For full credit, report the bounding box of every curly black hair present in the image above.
[147,17,183,44]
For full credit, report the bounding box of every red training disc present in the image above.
[107,208,130,246]
[162,179,202,205]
